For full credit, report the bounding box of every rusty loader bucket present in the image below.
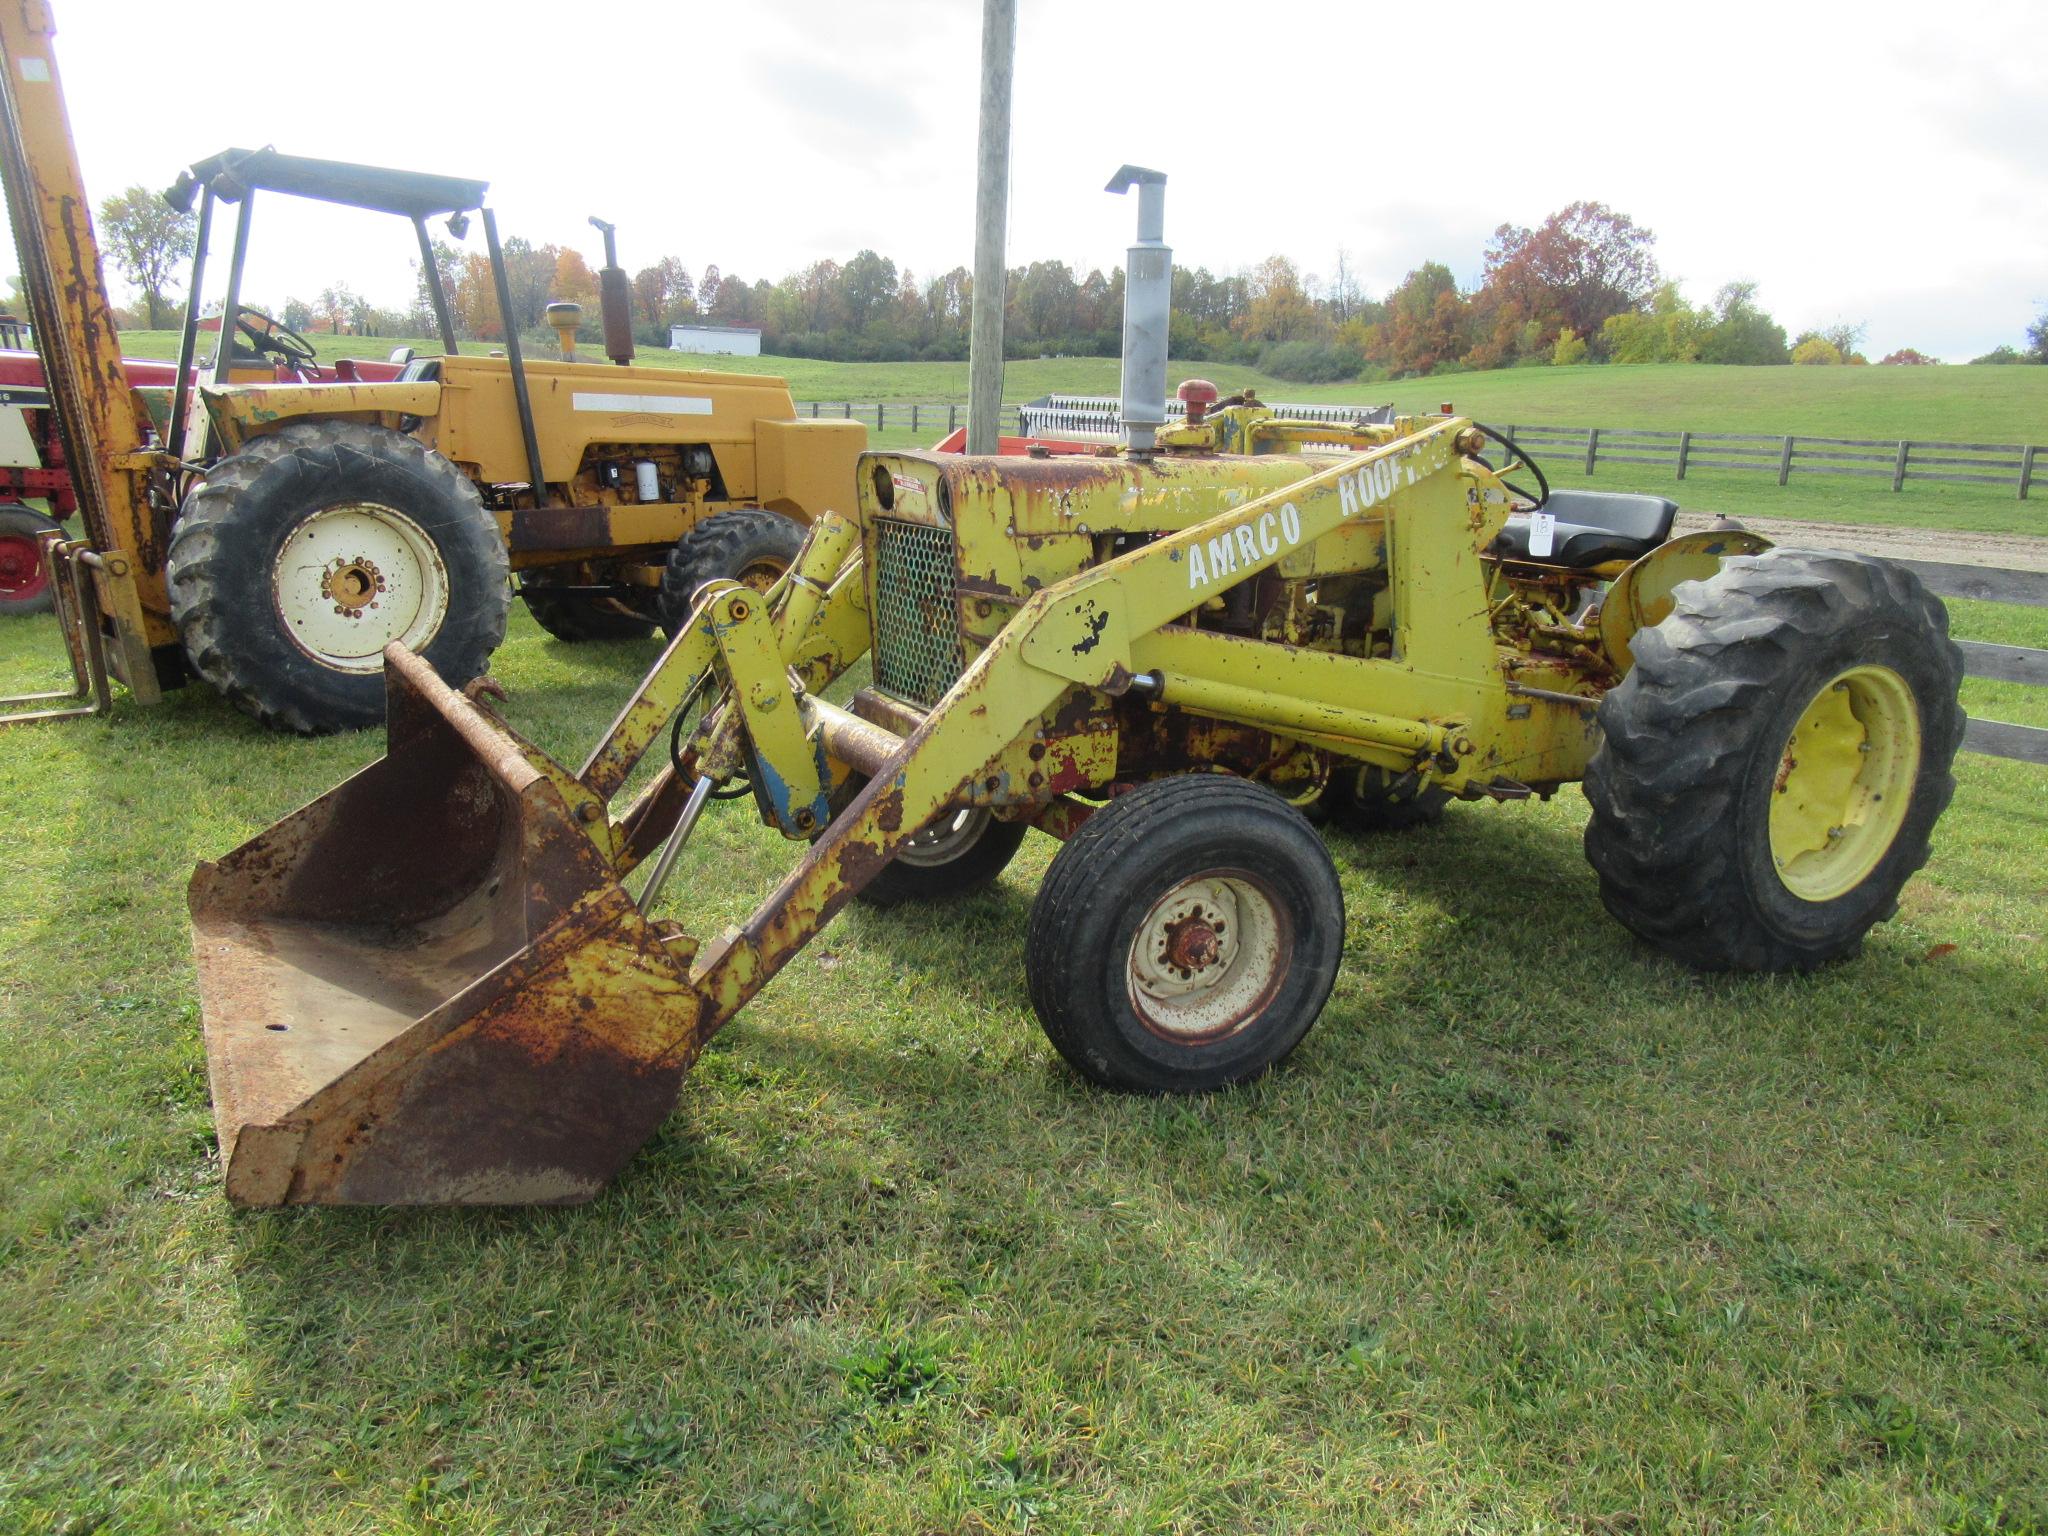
[189,648,705,1206]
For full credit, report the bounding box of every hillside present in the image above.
[112,331,2047,442]
[110,332,2046,534]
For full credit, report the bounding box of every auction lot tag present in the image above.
[1528,510,1557,559]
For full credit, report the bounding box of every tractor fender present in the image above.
[199,380,443,455]
[1597,527,1773,677]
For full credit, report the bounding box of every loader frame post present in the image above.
[209,191,255,389]
[412,214,460,355]
[166,183,215,462]
[0,0,169,699]
[481,206,551,509]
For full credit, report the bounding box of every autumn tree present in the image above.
[451,252,501,339]
[1236,256,1326,344]
[1011,259,1078,341]
[314,283,360,335]
[632,256,695,329]
[1478,202,1658,356]
[1369,262,1468,375]
[98,186,196,328]
[551,248,599,311]
[840,250,898,332]
[709,273,760,326]
[1600,281,1712,364]
[1697,281,1789,365]
[1790,335,1843,365]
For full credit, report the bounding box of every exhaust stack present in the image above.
[588,216,635,366]
[1106,165,1169,456]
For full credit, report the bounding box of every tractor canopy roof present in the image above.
[170,148,488,221]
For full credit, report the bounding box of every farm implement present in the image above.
[188,170,1965,1207]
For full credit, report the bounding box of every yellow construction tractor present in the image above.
[0,6,861,733]
[186,170,1965,1207]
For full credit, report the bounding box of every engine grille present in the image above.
[870,517,966,707]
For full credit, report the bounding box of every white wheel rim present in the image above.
[897,805,990,867]
[1127,871,1289,1043]
[271,502,450,672]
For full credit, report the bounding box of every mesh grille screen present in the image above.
[871,518,966,706]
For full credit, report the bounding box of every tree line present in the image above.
[82,185,2048,382]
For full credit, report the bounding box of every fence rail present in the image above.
[1496,423,2041,500]
[1874,561,2046,766]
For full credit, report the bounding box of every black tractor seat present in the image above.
[1491,488,1679,568]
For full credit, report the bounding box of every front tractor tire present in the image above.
[837,771,1030,908]
[1584,548,1964,972]
[520,572,657,642]
[1025,776,1345,1094]
[657,508,807,636]
[167,421,509,734]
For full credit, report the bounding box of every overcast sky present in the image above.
[17,0,2046,361]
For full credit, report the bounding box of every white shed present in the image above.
[669,324,762,357]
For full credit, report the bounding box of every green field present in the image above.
[112,332,2048,537]
[2,581,2046,1531]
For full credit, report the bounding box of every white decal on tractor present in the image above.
[1185,452,1408,592]
[1186,502,1305,590]
[571,392,714,416]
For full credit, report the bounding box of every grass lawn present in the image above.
[112,333,2048,538]
[2,580,2045,1531]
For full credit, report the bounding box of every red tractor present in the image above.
[0,337,401,616]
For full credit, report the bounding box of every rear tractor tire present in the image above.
[0,504,64,616]
[1324,762,1449,832]
[1583,547,1964,971]
[1025,775,1345,1094]
[657,507,807,636]
[167,420,509,734]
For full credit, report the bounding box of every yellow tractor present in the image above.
[186,169,1965,1207]
[0,4,861,733]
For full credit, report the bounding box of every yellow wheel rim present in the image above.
[1767,665,1921,902]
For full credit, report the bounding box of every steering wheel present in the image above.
[233,308,321,367]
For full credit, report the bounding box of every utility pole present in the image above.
[966,0,1015,454]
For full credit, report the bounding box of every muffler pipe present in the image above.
[1107,165,1169,457]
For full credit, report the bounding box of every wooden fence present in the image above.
[1897,561,2048,766]
[1500,423,2041,500]
[801,401,971,436]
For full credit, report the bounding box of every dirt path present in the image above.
[1673,512,2048,573]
